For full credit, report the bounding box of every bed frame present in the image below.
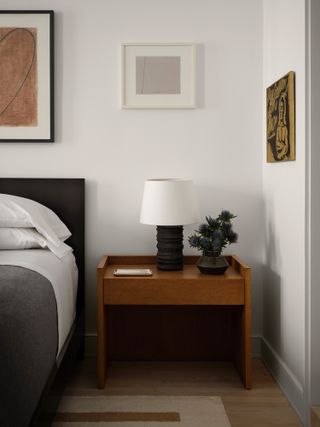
[0,178,85,427]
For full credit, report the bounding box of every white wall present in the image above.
[0,0,263,338]
[308,0,320,408]
[262,0,306,420]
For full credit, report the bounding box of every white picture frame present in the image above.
[122,43,196,109]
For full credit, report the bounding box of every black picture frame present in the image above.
[0,10,54,142]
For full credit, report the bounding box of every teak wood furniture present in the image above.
[97,255,252,390]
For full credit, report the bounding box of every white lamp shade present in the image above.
[140,178,200,226]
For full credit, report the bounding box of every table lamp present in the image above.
[140,178,200,271]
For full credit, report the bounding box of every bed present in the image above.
[0,178,85,427]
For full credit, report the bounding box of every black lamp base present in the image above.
[156,225,184,271]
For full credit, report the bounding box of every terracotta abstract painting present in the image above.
[0,27,37,127]
[266,71,295,162]
[0,11,53,142]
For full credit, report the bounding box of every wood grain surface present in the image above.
[97,255,252,389]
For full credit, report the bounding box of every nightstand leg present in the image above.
[234,269,252,389]
[97,272,106,389]
[241,304,252,389]
[243,267,252,389]
[97,305,106,388]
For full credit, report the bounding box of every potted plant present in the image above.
[188,210,238,274]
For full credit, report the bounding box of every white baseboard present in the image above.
[260,337,305,424]
[85,334,262,358]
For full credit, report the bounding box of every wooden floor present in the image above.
[64,358,303,427]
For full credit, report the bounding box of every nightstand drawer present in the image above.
[103,280,244,305]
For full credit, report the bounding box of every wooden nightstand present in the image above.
[97,255,252,390]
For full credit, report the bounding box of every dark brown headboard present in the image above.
[0,178,85,313]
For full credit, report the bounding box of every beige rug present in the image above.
[53,395,231,426]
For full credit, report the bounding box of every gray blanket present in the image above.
[0,265,58,427]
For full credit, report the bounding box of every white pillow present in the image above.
[0,228,72,259]
[0,194,71,248]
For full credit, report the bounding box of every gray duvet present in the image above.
[0,265,58,427]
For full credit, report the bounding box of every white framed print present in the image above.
[122,43,196,109]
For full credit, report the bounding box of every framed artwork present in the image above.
[122,43,196,109]
[266,71,295,162]
[0,10,54,142]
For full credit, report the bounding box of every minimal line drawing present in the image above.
[136,56,181,95]
[141,56,146,94]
